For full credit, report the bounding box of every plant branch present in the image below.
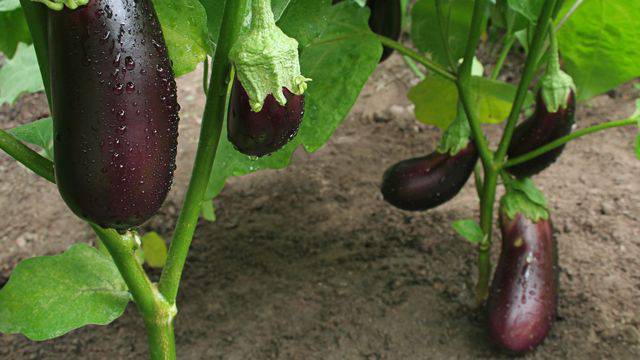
[158,0,249,305]
[374,34,456,81]
[91,225,175,360]
[494,0,558,163]
[0,129,55,182]
[402,55,425,80]
[491,34,515,80]
[505,118,638,168]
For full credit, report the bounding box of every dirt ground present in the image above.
[1,52,640,359]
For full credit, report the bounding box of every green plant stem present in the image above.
[473,162,483,198]
[505,118,638,168]
[158,0,249,305]
[495,0,558,163]
[491,34,515,80]
[202,57,209,93]
[20,0,51,107]
[92,225,175,360]
[374,34,456,81]
[0,129,55,182]
[402,55,425,80]
[435,0,457,70]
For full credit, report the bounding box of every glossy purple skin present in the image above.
[507,91,576,178]
[367,0,402,62]
[228,79,304,157]
[381,141,478,211]
[49,0,179,229]
[488,212,558,354]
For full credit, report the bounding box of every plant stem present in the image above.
[495,0,558,163]
[202,57,209,94]
[505,118,638,168]
[402,55,425,80]
[0,129,55,182]
[374,34,456,81]
[158,0,249,305]
[435,0,457,70]
[490,34,515,80]
[20,0,51,107]
[92,225,175,360]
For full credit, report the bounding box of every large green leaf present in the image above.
[0,5,31,58]
[198,0,290,52]
[205,0,379,199]
[153,0,209,77]
[0,43,43,105]
[408,75,532,129]
[507,0,543,22]
[411,0,474,67]
[0,244,130,341]
[8,116,53,160]
[557,0,640,101]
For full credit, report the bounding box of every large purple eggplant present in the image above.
[381,141,478,211]
[228,79,304,157]
[48,0,179,229]
[506,91,575,178]
[488,211,558,354]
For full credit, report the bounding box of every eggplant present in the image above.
[332,0,402,62]
[488,211,558,354]
[506,91,575,178]
[49,0,179,229]
[228,79,304,157]
[381,141,478,211]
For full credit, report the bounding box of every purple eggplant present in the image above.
[507,91,575,178]
[48,0,179,229]
[228,79,304,157]
[381,141,478,211]
[488,211,558,354]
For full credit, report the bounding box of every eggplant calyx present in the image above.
[540,28,576,113]
[33,0,89,11]
[540,69,575,113]
[229,0,311,112]
[437,102,472,156]
[500,176,549,222]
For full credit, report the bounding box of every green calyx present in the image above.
[540,27,576,113]
[32,0,89,11]
[229,0,311,112]
[500,175,549,222]
[437,102,471,156]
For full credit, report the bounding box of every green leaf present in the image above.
[205,0,379,199]
[0,0,20,11]
[0,43,44,105]
[0,244,129,341]
[507,0,543,22]
[201,199,216,222]
[0,6,31,58]
[452,219,484,244]
[7,117,53,160]
[557,0,640,101]
[411,0,474,66]
[141,232,167,269]
[153,0,209,77]
[500,176,549,221]
[408,75,532,129]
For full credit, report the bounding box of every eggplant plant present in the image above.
[0,0,639,358]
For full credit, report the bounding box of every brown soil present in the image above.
[1,54,640,359]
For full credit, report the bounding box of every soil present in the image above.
[1,52,640,359]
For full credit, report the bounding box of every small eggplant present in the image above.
[228,79,305,157]
[507,91,576,178]
[488,211,558,354]
[381,141,478,211]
